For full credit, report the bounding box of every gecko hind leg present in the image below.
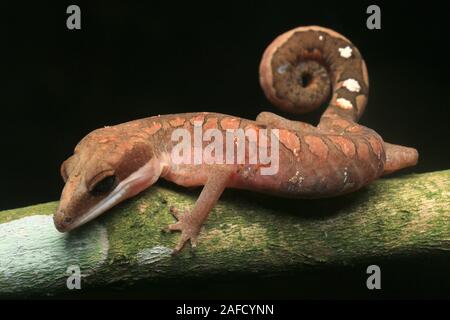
[382,142,419,176]
[256,111,315,131]
[165,167,234,253]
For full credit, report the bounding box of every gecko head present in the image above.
[54,126,163,232]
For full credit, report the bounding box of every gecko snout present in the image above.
[53,209,72,232]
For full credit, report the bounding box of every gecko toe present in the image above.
[165,207,201,252]
[168,222,182,231]
[169,207,189,220]
[191,236,198,248]
[169,206,180,219]
[174,233,190,252]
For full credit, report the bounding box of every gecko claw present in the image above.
[166,207,201,253]
[172,233,199,254]
[169,206,182,219]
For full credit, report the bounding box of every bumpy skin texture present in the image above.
[54,26,418,252]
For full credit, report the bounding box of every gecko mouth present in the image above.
[62,160,162,232]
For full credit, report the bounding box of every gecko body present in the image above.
[54,26,418,251]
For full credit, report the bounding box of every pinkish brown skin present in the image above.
[55,26,418,252]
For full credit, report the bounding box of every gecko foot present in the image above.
[166,207,202,253]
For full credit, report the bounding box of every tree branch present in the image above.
[0,170,449,297]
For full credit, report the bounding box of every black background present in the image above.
[3,1,450,299]
[3,0,450,209]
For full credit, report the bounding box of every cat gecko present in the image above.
[54,26,418,252]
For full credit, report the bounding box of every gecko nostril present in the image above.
[64,216,73,224]
[54,210,69,232]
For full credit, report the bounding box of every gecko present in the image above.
[54,26,418,252]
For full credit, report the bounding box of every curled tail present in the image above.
[259,26,419,176]
[259,26,369,122]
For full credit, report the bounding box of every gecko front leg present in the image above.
[166,167,234,252]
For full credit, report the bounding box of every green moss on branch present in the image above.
[0,170,449,297]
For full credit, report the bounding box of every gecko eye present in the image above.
[90,175,116,196]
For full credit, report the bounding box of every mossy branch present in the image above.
[0,170,449,297]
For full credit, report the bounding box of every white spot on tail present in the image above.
[277,64,289,74]
[319,35,324,41]
[342,79,361,92]
[343,167,349,184]
[339,46,352,59]
[336,98,353,110]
